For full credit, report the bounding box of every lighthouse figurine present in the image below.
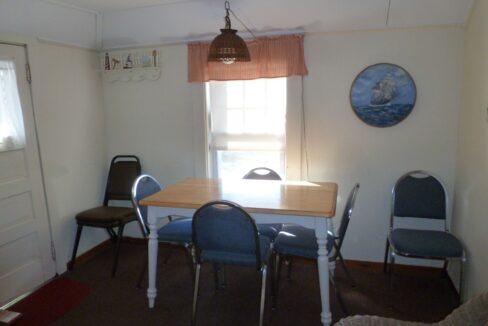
[104,53,110,70]
[124,54,133,69]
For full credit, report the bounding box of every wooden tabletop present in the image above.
[140,177,338,218]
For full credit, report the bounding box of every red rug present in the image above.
[10,277,90,326]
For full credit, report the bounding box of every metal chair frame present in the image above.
[383,170,466,297]
[191,200,269,326]
[272,183,360,315]
[131,174,194,288]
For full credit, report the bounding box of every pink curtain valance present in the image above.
[188,34,308,83]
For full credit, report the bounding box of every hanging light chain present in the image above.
[224,1,231,29]
[223,1,257,39]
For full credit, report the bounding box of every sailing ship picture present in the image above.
[350,63,416,127]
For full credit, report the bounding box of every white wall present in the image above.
[452,0,488,299]
[103,26,464,260]
[28,42,106,273]
[103,44,203,236]
[303,27,464,264]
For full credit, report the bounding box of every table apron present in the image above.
[147,206,331,229]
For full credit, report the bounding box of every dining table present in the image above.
[139,177,338,325]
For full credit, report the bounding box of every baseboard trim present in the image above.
[66,236,175,270]
[66,238,459,297]
[67,239,112,270]
[345,259,443,276]
[343,259,459,299]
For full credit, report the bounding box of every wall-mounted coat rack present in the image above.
[100,49,161,82]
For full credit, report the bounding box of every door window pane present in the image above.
[0,60,25,151]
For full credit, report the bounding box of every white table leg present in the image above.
[315,217,332,326]
[147,207,159,308]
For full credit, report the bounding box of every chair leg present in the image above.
[259,265,268,326]
[213,263,220,291]
[383,238,390,273]
[184,245,195,284]
[329,273,349,316]
[338,252,356,287]
[192,264,201,326]
[442,259,449,278]
[286,257,293,280]
[111,224,125,278]
[220,265,227,289]
[107,228,117,242]
[69,225,83,271]
[137,254,148,289]
[389,252,395,289]
[270,253,276,308]
[272,253,283,309]
[459,255,466,302]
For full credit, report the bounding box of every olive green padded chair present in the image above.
[334,292,488,326]
[69,155,141,277]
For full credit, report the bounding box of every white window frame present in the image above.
[198,76,303,180]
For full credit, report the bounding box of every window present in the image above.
[0,60,25,152]
[206,78,287,179]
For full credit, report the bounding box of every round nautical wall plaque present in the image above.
[350,63,416,127]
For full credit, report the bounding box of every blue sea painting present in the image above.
[350,63,416,127]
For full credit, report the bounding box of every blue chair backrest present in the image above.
[393,171,446,220]
[131,174,162,237]
[243,167,282,180]
[192,200,261,269]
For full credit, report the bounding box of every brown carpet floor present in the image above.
[55,242,459,326]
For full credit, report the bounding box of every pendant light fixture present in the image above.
[208,1,251,64]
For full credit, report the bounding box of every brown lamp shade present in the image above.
[208,28,251,64]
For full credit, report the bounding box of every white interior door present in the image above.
[0,43,56,306]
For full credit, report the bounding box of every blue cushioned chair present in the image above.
[243,167,283,241]
[273,183,360,312]
[191,200,271,326]
[383,171,465,295]
[131,174,193,288]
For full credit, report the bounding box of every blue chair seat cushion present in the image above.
[257,223,283,241]
[200,235,271,266]
[274,224,335,259]
[157,217,192,244]
[390,228,463,258]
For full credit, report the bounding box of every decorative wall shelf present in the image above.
[100,49,161,82]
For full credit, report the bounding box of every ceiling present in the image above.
[47,0,193,13]
[44,0,474,48]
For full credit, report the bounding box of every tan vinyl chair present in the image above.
[69,155,141,277]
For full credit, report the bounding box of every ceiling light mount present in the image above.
[208,1,251,65]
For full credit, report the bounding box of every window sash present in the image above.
[204,77,303,180]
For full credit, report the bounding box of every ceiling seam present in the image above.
[94,0,194,14]
[41,0,100,15]
[461,0,476,26]
[386,0,391,26]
